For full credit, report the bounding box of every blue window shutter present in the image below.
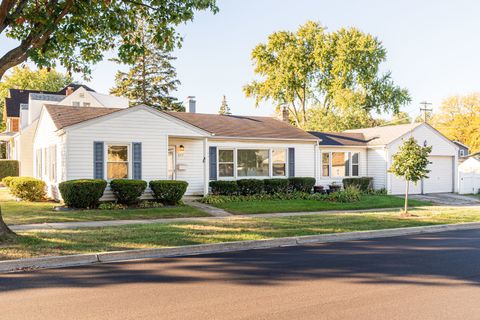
[209,146,217,180]
[94,142,104,179]
[132,142,142,180]
[288,148,295,177]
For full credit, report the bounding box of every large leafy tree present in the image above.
[244,21,410,129]
[0,0,218,79]
[0,65,72,124]
[431,93,480,153]
[389,137,431,214]
[110,21,182,111]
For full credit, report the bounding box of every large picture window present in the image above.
[272,149,287,176]
[237,149,269,177]
[322,151,359,178]
[218,149,234,177]
[107,145,129,179]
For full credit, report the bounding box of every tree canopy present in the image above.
[110,20,182,111]
[431,93,480,153]
[244,21,410,129]
[0,0,218,79]
[218,95,231,115]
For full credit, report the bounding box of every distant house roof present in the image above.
[44,105,122,130]
[453,140,469,150]
[308,132,368,146]
[165,112,319,140]
[4,83,95,118]
[345,123,423,146]
[89,91,128,108]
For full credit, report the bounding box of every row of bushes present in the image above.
[59,179,188,208]
[209,177,316,196]
[342,177,373,192]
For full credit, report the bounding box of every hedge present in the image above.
[59,179,107,208]
[209,180,238,195]
[0,160,19,180]
[2,176,16,188]
[110,179,147,205]
[288,177,316,193]
[342,177,373,192]
[237,179,264,195]
[263,178,289,194]
[149,180,188,205]
[7,177,46,201]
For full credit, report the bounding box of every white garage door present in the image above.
[390,156,453,194]
[423,156,454,193]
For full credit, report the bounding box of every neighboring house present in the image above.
[1,84,128,176]
[33,102,318,199]
[458,152,480,194]
[453,140,469,158]
[310,122,459,195]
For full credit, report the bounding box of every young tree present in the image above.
[218,95,231,115]
[110,21,182,111]
[244,21,410,129]
[0,66,72,125]
[0,0,218,79]
[0,206,15,242]
[389,137,432,215]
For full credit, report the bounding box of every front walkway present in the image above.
[9,205,459,232]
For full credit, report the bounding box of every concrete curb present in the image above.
[3,222,480,273]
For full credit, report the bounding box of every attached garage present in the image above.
[423,156,454,193]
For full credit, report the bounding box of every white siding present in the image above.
[316,147,368,187]
[367,147,387,190]
[18,120,38,177]
[169,138,205,195]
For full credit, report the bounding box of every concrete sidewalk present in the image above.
[9,205,469,232]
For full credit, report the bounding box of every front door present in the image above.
[168,146,176,180]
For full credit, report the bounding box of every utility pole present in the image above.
[419,101,432,123]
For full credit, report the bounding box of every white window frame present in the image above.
[460,149,465,157]
[105,143,131,180]
[321,151,360,178]
[216,147,288,180]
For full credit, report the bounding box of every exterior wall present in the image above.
[33,110,63,199]
[316,146,368,187]
[18,120,38,176]
[386,124,458,194]
[366,147,388,190]
[60,87,129,108]
[64,108,204,199]
[458,158,480,194]
[169,138,205,195]
[209,139,317,182]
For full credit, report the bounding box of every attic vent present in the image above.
[79,93,85,98]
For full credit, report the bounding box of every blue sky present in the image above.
[2,0,480,118]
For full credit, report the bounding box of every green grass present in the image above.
[0,188,208,225]
[2,206,480,260]
[212,195,431,214]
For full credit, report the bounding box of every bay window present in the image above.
[272,149,287,176]
[237,149,269,177]
[322,151,360,178]
[218,149,234,177]
[107,145,129,179]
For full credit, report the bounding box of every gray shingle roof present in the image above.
[345,123,423,146]
[308,132,368,146]
[45,105,123,129]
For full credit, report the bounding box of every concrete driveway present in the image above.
[410,193,480,206]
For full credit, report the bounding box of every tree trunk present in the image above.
[404,180,409,215]
[0,206,15,241]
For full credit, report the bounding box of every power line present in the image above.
[419,101,433,123]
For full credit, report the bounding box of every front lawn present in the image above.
[211,195,430,214]
[2,206,479,260]
[0,188,208,225]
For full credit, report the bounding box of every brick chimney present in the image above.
[66,86,74,96]
[281,106,289,122]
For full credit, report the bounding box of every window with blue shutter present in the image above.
[94,142,104,179]
[209,146,217,180]
[288,148,295,177]
[132,142,142,180]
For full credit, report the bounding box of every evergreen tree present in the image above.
[110,21,183,111]
[218,95,231,115]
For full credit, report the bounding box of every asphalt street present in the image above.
[2,229,480,319]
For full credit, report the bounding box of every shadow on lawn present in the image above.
[2,228,480,292]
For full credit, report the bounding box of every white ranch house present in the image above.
[3,87,460,200]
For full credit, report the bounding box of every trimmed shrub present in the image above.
[2,176,16,188]
[327,186,362,203]
[288,177,316,193]
[8,177,46,201]
[149,180,188,205]
[110,179,147,204]
[342,177,373,192]
[59,179,107,209]
[237,179,264,195]
[263,178,289,194]
[0,160,19,180]
[209,180,238,195]
[98,202,127,210]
